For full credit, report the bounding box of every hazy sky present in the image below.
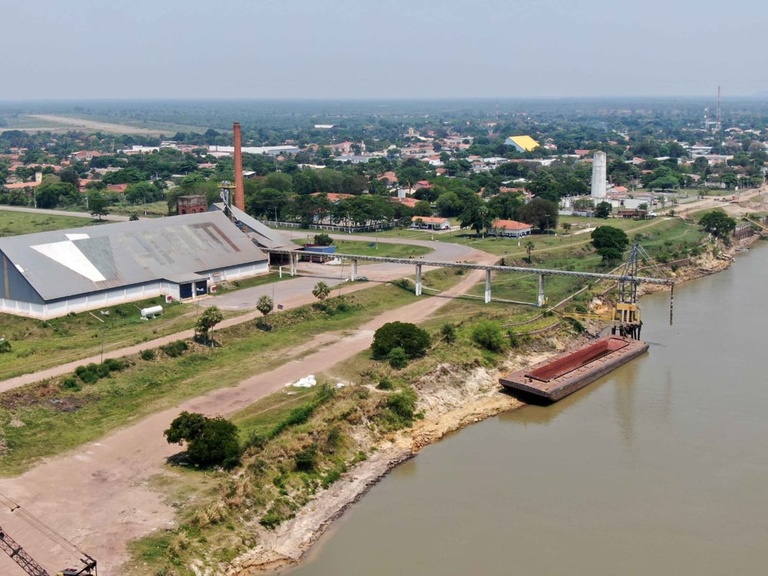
[2,0,766,100]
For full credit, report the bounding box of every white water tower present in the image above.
[591,151,607,198]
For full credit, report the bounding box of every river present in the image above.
[286,245,768,576]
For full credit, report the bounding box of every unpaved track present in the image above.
[26,114,172,136]
[0,250,496,576]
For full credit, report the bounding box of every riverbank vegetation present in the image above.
[125,300,576,575]
[0,204,747,574]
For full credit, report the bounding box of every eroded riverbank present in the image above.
[228,234,762,575]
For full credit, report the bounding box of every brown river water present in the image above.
[285,245,768,576]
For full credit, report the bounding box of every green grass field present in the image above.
[0,210,97,236]
[292,238,432,259]
[0,284,421,476]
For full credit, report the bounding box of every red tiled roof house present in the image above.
[490,219,532,238]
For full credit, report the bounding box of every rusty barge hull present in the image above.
[499,335,648,402]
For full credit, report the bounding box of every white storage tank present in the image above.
[141,305,163,318]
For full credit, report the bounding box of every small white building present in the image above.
[490,219,532,238]
[411,216,451,230]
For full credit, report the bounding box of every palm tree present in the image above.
[525,241,535,263]
[312,281,331,301]
[256,295,274,328]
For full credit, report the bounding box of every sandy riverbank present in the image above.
[228,351,555,575]
[227,234,763,575]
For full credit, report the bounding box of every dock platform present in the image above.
[499,335,648,402]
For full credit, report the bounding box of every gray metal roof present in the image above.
[0,211,267,301]
[210,203,296,250]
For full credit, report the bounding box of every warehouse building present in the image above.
[0,211,269,319]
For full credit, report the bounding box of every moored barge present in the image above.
[499,335,648,402]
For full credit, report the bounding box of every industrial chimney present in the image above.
[233,122,245,210]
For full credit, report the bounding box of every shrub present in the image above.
[75,364,99,384]
[313,233,333,246]
[103,358,127,372]
[387,347,408,369]
[564,317,584,334]
[268,384,336,440]
[471,321,506,352]
[160,340,188,358]
[440,323,456,343]
[0,340,11,353]
[61,376,80,391]
[322,468,343,489]
[271,405,315,438]
[295,443,318,472]
[385,389,417,426]
[391,278,413,292]
[371,322,430,360]
[326,426,343,452]
[377,377,394,390]
[140,349,156,361]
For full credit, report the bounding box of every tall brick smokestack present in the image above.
[233,122,245,210]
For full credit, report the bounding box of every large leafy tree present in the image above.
[164,411,240,469]
[699,210,736,240]
[488,192,524,220]
[88,191,109,220]
[36,181,79,208]
[372,322,430,360]
[595,201,612,219]
[517,198,558,233]
[126,181,163,204]
[591,225,629,263]
[396,159,427,191]
[435,191,463,217]
[527,170,561,202]
[248,187,291,220]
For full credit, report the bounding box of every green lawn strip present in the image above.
[290,238,432,259]
[0,210,98,235]
[0,298,200,380]
[462,218,705,306]
[0,285,420,476]
[231,387,317,439]
[330,239,431,259]
[213,270,295,292]
[104,201,168,217]
[0,272,299,380]
[437,216,682,258]
[419,267,469,292]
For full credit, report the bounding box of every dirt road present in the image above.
[0,249,496,576]
[25,114,173,136]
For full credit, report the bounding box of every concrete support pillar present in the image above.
[485,269,492,304]
[351,259,358,281]
[415,263,423,296]
[290,253,298,276]
[537,274,545,307]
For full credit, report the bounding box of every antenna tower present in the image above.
[716,85,722,133]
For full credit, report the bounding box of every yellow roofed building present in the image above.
[504,135,540,152]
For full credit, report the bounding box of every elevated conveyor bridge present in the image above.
[262,248,674,310]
